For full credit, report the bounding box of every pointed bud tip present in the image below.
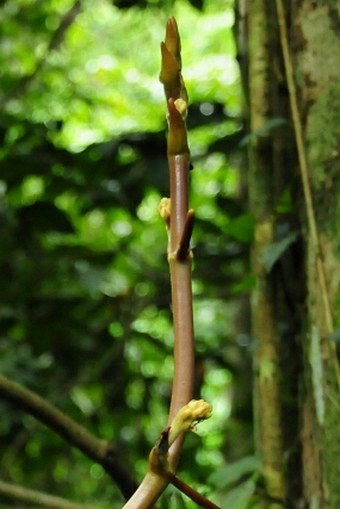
[166,16,179,35]
[164,16,181,62]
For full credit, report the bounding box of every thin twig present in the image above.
[0,479,98,509]
[0,375,136,498]
[171,476,221,509]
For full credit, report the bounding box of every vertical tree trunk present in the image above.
[247,1,286,507]
[242,1,340,507]
[292,3,340,508]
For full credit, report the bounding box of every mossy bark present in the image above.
[295,3,340,508]
[243,0,340,507]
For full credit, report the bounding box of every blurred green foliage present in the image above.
[0,0,255,507]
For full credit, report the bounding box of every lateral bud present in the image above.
[167,98,190,156]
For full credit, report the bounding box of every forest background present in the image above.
[1,1,253,507]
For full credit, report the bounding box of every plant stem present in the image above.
[167,148,195,470]
[171,475,221,509]
[123,17,195,508]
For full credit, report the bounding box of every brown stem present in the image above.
[122,473,169,509]
[123,17,195,509]
[170,475,221,509]
[0,375,136,499]
[165,65,194,474]
[167,179,194,468]
[168,153,190,253]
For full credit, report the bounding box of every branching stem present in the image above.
[123,17,196,508]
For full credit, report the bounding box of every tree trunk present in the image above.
[241,1,340,507]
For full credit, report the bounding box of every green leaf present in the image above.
[275,188,293,214]
[228,213,255,243]
[232,274,256,294]
[222,478,257,509]
[260,230,298,273]
[209,455,259,489]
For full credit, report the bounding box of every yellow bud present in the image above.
[168,400,212,446]
[174,98,187,118]
[159,198,171,222]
